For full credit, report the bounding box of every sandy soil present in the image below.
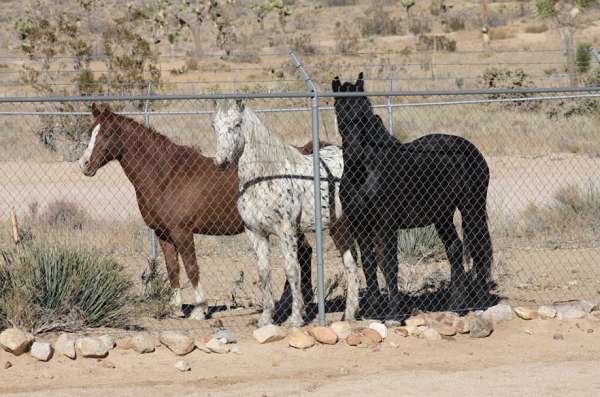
[2,317,600,397]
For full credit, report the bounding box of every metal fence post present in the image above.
[289,51,326,326]
[387,77,394,135]
[591,48,600,66]
[143,83,158,262]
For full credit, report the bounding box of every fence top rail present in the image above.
[1,86,600,103]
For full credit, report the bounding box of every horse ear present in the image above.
[356,72,365,92]
[91,103,101,117]
[332,77,341,92]
[235,98,245,112]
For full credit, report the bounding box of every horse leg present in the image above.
[462,203,493,302]
[172,229,207,320]
[330,217,359,321]
[380,228,400,321]
[278,228,304,327]
[246,229,274,327]
[435,218,467,311]
[357,232,380,317]
[297,234,314,304]
[157,235,184,318]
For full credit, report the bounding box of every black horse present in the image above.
[332,73,493,317]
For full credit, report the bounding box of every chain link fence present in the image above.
[1,77,600,332]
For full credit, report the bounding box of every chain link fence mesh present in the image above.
[0,86,599,332]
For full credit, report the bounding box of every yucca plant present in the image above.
[398,225,445,260]
[0,243,132,334]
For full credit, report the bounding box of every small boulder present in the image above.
[206,338,230,354]
[422,328,442,341]
[4,361,12,369]
[481,304,513,324]
[131,334,155,354]
[55,333,76,359]
[469,317,493,338]
[75,337,108,358]
[330,321,352,339]
[116,337,132,350]
[514,306,539,320]
[368,322,388,339]
[308,326,338,345]
[453,318,470,334]
[213,329,237,344]
[30,342,53,361]
[555,304,586,320]
[405,325,426,337]
[99,335,116,350]
[538,306,557,319]
[159,331,194,355]
[0,328,34,356]
[288,329,315,350]
[430,321,456,336]
[345,334,362,346]
[394,327,409,337]
[253,324,287,344]
[174,360,191,372]
[405,315,427,328]
[363,328,383,344]
[577,300,597,313]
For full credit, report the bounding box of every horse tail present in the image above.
[460,150,493,292]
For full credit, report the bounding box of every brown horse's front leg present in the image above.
[173,229,207,320]
[157,235,184,318]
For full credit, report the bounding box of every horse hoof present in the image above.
[189,306,207,320]
[283,317,305,328]
[258,314,273,328]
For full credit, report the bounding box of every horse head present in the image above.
[331,72,373,141]
[212,99,246,170]
[79,103,124,177]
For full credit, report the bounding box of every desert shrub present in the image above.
[446,16,465,32]
[576,42,592,74]
[360,7,403,37]
[290,34,317,55]
[416,35,456,52]
[409,18,432,35]
[41,200,88,230]
[489,27,516,40]
[137,269,173,319]
[321,0,358,5]
[334,22,359,54]
[524,23,548,34]
[480,67,538,110]
[0,243,132,333]
[398,225,444,260]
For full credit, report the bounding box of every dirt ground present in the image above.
[2,317,600,397]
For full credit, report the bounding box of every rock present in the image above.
[434,312,460,325]
[30,342,53,361]
[253,324,287,344]
[55,334,76,359]
[368,322,388,339]
[75,337,108,358]
[577,300,597,313]
[116,337,132,350]
[469,317,493,338]
[174,360,191,372]
[514,306,539,320]
[394,327,409,337]
[131,334,155,354]
[308,326,338,345]
[363,328,382,344]
[481,304,513,323]
[345,334,362,346]
[206,338,230,354]
[555,304,586,320]
[405,325,426,337]
[0,328,34,356]
[405,315,427,328]
[159,331,194,355]
[422,328,442,341]
[3,361,12,369]
[430,321,456,336]
[538,306,557,319]
[288,329,315,350]
[99,335,116,350]
[330,321,352,339]
[194,337,212,353]
[453,318,470,334]
[213,329,237,344]
[99,360,116,369]
[553,333,564,340]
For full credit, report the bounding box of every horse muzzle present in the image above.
[78,158,97,177]
[214,157,229,171]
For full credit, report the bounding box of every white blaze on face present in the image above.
[78,123,101,171]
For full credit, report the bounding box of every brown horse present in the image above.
[79,104,316,319]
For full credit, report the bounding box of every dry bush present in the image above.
[489,27,516,40]
[360,7,404,37]
[408,17,432,35]
[334,21,359,54]
[445,16,466,32]
[290,33,317,55]
[41,200,88,230]
[524,23,548,34]
[416,35,456,52]
[320,0,358,6]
